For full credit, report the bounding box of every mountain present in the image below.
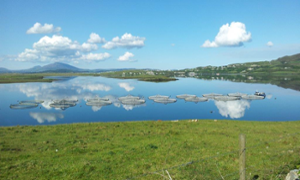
[0,62,135,73]
[0,67,11,73]
[39,62,80,72]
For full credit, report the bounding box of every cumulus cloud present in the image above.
[80,52,111,62]
[16,35,110,63]
[102,33,145,49]
[202,22,251,48]
[214,100,250,119]
[118,52,134,61]
[87,33,106,44]
[81,43,98,52]
[26,22,61,34]
[118,82,135,91]
[267,41,273,47]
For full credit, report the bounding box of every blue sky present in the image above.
[0,0,299,70]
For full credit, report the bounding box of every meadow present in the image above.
[1,120,299,179]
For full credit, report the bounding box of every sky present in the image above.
[0,0,300,70]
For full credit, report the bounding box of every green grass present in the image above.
[1,120,300,179]
[0,74,54,83]
[99,70,177,82]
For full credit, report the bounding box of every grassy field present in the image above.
[1,120,300,179]
[98,70,178,82]
[0,73,97,84]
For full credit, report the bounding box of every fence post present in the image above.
[239,134,246,180]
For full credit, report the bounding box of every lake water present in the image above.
[1,76,300,126]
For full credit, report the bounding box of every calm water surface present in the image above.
[1,76,300,126]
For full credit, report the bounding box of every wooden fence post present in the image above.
[239,134,246,180]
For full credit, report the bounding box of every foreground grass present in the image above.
[1,120,300,179]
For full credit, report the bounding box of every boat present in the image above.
[254,91,266,97]
[148,95,169,100]
[214,96,240,101]
[154,98,177,104]
[176,94,196,99]
[184,96,208,103]
[227,93,247,97]
[241,95,265,100]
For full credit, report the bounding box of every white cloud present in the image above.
[87,33,106,44]
[26,22,61,34]
[16,35,110,63]
[80,52,111,62]
[202,22,251,48]
[118,52,134,61]
[102,33,145,49]
[214,100,250,119]
[81,43,98,52]
[267,41,273,47]
[118,82,134,91]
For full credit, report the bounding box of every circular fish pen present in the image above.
[202,93,223,98]
[118,95,140,101]
[86,101,112,106]
[154,98,177,104]
[228,93,247,97]
[50,103,76,110]
[241,95,265,100]
[148,95,169,100]
[185,96,208,102]
[87,97,109,102]
[214,96,240,101]
[10,104,38,109]
[120,99,146,105]
[19,100,44,104]
[176,94,196,99]
[52,99,78,104]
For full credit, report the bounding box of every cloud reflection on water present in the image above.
[214,100,250,119]
[118,82,135,92]
[14,80,112,110]
[29,112,64,123]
